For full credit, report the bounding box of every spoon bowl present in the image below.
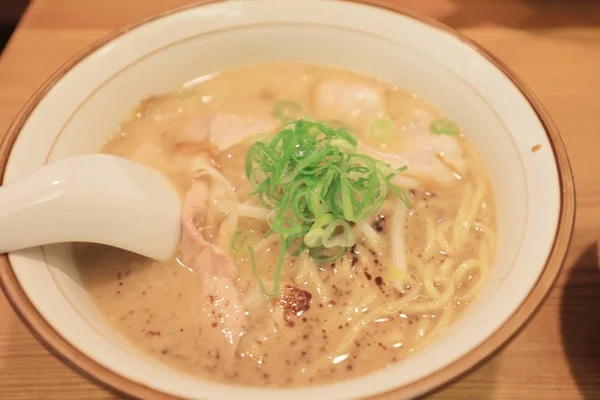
[0,154,181,260]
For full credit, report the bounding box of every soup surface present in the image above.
[75,63,496,388]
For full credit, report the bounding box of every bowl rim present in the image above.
[0,0,575,399]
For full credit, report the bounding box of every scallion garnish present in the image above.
[368,117,396,143]
[240,119,409,296]
[231,230,250,253]
[430,118,459,135]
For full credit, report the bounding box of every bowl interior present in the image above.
[3,1,560,399]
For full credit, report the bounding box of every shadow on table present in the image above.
[0,23,15,53]
[560,242,600,400]
[439,0,600,30]
[0,0,30,54]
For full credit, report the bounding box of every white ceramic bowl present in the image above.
[0,1,575,399]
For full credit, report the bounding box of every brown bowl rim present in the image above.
[0,0,575,399]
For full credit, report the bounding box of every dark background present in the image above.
[0,0,29,52]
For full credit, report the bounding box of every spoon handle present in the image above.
[0,155,182,260]
[0,172,69,253]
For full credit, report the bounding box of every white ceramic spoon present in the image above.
[0,154,181,260]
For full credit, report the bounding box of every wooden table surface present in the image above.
[1,0,599,399]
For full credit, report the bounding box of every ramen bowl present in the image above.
[0,0,574,399]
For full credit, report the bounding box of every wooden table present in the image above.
[1,0,599,398]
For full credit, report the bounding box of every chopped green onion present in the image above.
[285,227,309,257]
[304,229,324,248]
[304,213,335,247]
[383,171,411,207]
[231,230,250,253]
[309,246,346,263]
[272,100,303,122]
[242,119,410,296]
[248,235,285,297]
[312,213,335,230]
[368,117,396,143]
[321,219,355,248]
[430,118,459,135]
